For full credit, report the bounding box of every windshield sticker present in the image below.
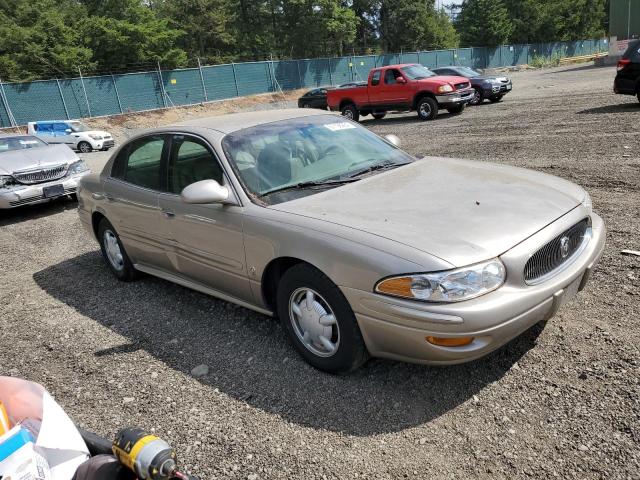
[325,122,357,131]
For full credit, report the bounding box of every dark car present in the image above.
[432,66,512,105]
[298,88,329,109]
[614,39,640,103]
[297,82,367,110]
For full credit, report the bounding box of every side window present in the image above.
[121,135,165,190]
[384,69,398,85]
[53,123,68,133]
[371,71,381,86]
[168,135,223,194]
[38,123,53,134]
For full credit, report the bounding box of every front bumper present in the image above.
[341,209,606,365]
[436,88,474,106]
[0,171,89,209]
[483,81,513,96]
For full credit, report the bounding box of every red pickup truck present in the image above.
[327,63,474,121]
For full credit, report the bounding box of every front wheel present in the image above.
[372,112,386,120]
[98,218,139,281]
[341,103,360,122]
[489,95,503,103]
[447,103,466,115]
[469,87,484,105]
[277,264,369,373]
[77,141,92,153]
[416,97,438,121]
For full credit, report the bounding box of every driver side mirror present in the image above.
[65,129,72,133]
[396,77,407,84]
[181,179,229,204]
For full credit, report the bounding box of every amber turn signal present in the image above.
[426,336,474,347]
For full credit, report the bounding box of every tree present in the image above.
[455,0,513,47]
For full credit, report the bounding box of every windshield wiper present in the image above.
[259,178,360,197]
[346,161,411,179]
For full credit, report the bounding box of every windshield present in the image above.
[401,65,435,79]
[0,136,47,153]
[69,121,90,132]
[222,115,413,204]
[453,67,481,77]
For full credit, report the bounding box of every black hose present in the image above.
[78,427,113,456]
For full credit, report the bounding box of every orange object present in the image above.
[0,401,10,436]
[426,336,474,347]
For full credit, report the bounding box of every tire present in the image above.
[277,263,369,373]
[469,87,484,105]
[447,103,465,115]
[372,112,387,120]
[637,91,640,104]
[302,103,311,108]
[416,96,438,121]
[98,218,139,281]
[489,95,503,103]
[340,103,360,122]
[78,141,92,153]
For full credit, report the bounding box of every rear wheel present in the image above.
[416,97,438,121]
[372,112,387,120]
[98,218,138,281]
[469,87,484,105]
[341,103,360,122]
[78,141,92,153]
[277,264,368,373]
[489,95,503,103]
[447,103,465,115]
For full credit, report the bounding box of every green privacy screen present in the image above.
[0,38,607,127]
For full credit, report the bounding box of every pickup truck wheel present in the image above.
[469,88,484,105]
[417,97,438,121]
[372,112,386,120]
[341,104,360,122]
[78,141,92,153]
[447,104,465,115]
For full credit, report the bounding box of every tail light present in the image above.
[617,58,631,71]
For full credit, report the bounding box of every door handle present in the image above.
[162,210,175,218]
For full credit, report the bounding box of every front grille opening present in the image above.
[524,219,589,283]
[13,165,67,185]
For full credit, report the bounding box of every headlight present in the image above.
[375,259,506,303]
[0,175,15,188]
[582,190,592,212]
[67,160,89,175]
[437,84,454,93]
[88,134,103,140]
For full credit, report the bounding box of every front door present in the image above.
[104,134,173,271]
[157,134,252,304]
[378,68,411,107]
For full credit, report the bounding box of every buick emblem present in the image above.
[560,236,570,258]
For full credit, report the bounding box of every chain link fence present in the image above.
[0,38,608,127]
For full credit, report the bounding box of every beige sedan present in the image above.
[77,109,605,373]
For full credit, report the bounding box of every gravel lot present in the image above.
[1,63,639,479]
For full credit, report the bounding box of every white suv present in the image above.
[27,120,114,153]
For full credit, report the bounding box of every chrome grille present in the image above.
[12,165,67,185]
[455,82,470,90]
[524,219,589,283]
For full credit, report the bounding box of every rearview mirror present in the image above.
[396,77,406,84]
[181,179,229,204]
[384,134,401,147]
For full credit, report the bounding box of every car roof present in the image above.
[174,108,339,134]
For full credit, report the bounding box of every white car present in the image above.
[27,120,114,153]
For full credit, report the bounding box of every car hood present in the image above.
[82,130,111,137]
[420,75,470,87]
[0,144,79,175]
[471,75,509,82]
[270,158,585,267]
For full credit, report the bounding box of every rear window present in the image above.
[622,40,640,61]
[371,71,381,86]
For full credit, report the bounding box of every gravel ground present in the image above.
[1,63,639,479]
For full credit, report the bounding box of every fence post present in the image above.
[111,74,123,113]
[417,51,421,66]
[56,79,70,120]
[0,78,16,127]
[328,58,333,86]
[296,60,303,89]
[231,62,240,97]
[77,66,92,118]
[157,61,167,108]
[197,57,208,102]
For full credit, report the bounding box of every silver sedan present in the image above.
[77,109,606,373]
[0,134,89,209]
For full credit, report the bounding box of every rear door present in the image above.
[157,133,252,304]
[104,134,174,271]
[53,122,76,147]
